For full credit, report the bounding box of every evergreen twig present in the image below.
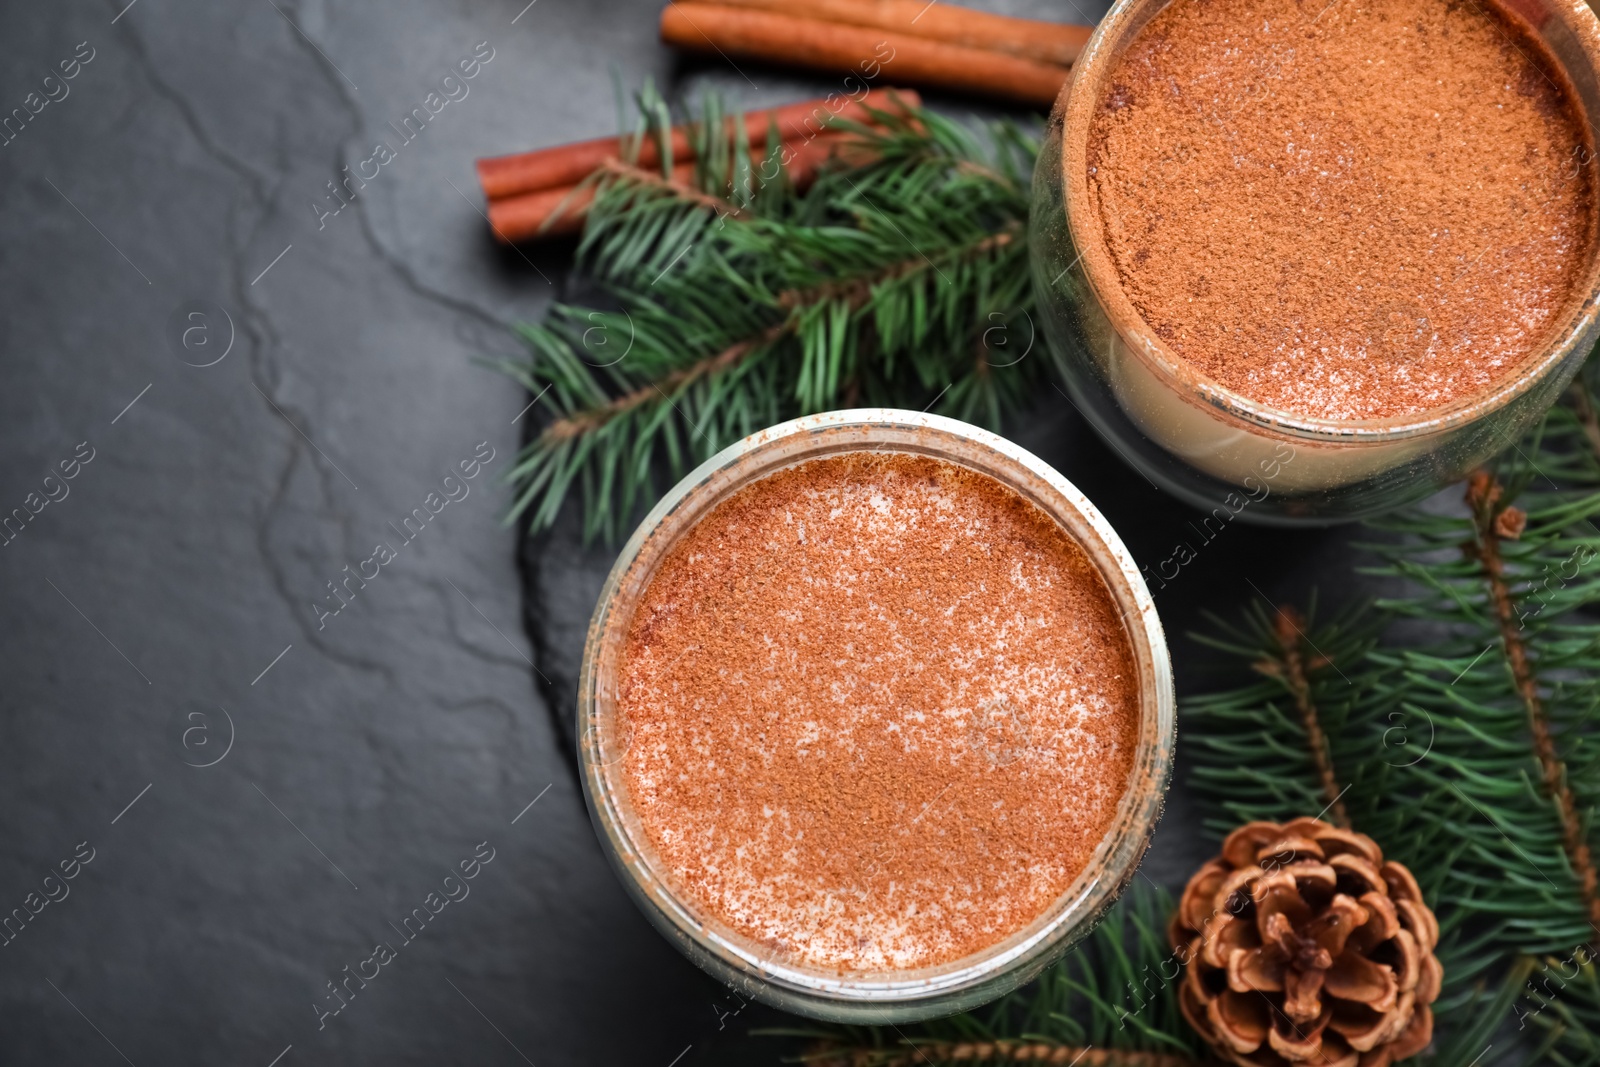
[1262,604,1352,826]
[1463,467,1600,939]
[1184,595,1394,838]
[503,86,1042,541]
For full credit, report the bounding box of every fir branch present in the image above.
[504,88,1041,541]
[594,157,754,221]
[1261,604,1351,827]
[537,321,786,444]
[1365,436,1600,964]
[1184,597,1391,837]
[1464,468,1600,941]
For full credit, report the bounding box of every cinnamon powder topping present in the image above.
[1087,0,1597,420]
[618,452,1141,971]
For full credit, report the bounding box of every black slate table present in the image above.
[0,1,1376,1063]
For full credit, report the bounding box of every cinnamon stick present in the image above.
[660,3,1070,109]
[487,183,603,242]
[703,0,1092,67]
[476,86,920,201]
[486,132,865,243]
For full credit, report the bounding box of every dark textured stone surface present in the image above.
[0,1,1379,1064]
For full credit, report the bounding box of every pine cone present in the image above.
[1171,818,1442,1067]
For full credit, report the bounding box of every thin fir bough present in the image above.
[1183,597,1397,838]
[502,88,1042,542]
[1365,399,1600,951]
[1362,375,1600,1064]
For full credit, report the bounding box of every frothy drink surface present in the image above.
[1087,0,1596,420]
[618,452,1140,971]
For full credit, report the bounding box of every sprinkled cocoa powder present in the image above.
[1087,0,1597,420]
[617,452,1140,972]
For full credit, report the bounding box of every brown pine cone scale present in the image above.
[1171,818,1442,1067]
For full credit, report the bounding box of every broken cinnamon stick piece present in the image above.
[476,86,920,201]
[703,0,1092,67]
[660,3,1070,109]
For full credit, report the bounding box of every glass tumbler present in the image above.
[1030,0,1600,523]
[577,409,1175,1022]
